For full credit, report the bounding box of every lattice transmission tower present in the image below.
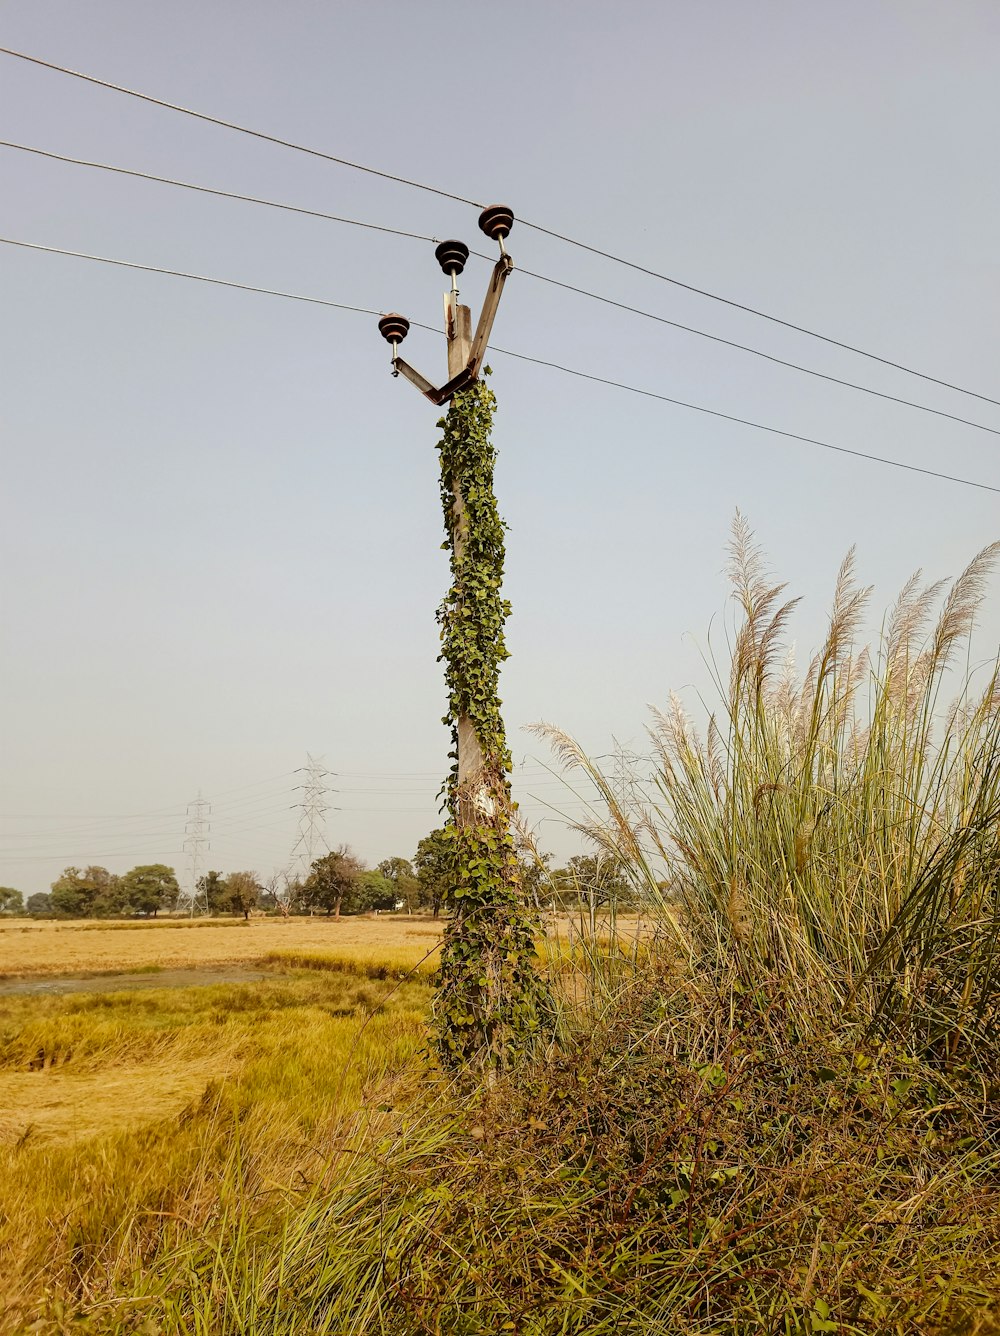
[289,755,333,880]
[184,791,212,916]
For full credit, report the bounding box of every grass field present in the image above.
[0,918,438,1332]
[0,913,445,979]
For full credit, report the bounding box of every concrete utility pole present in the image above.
[442,243,482,811]
[378,207,514,825]
[380,212,551,1069]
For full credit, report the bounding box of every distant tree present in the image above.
[413,830,453,918]
[119,864,180,917]
[302,846,365,918]
[196,870,228,915]
[224,871,261,920]
[285,876,308,915]
[258,874,287,914]
[551,853,633,922]
[518,848,553,911]
[50,866,123,918]
[376,857,421,913]
[0,887,23,915]
[359,870,396,912]
[26,892,52,916]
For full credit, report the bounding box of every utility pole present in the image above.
[184,792,211,916]
[379,207,514,824]
[379,210,552,1069]
[289,754,332,879]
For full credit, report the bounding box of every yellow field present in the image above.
[0,918,438,1331]
[0,913,654,1331]
[0,912,444,978]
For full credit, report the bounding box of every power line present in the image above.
[488,345,1000,497]
[2,44,996,411]
[0,46,480,207]
[514,221,1000,411]
[204,769,299,798]
[0,140,437,243]
[0,235,380,315]
[2,234,997,496]
[4,139,995,440]
[3,849,187,863]
[509,263,1000,440]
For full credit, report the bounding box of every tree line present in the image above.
[0,836,637,921]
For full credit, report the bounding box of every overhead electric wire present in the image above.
[0,804,293,850]
[7,847,186,863]
[3,44,998,412]
[206,769,299,799]
[0,773,299,845]
[5,140,995,440]
[0,47,479,208]
[0,776,297,824]
[0,235,381,316]
[488,343,1000,496]
[0,140,437,243]
[204,788,298,816]
[0,809,186,823]
[2,233,997,497]
[513,221,1000,411]
[506,261,1000,440]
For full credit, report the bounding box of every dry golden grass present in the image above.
[0,911,655,1330]
[0,964,431,1328]
[0,1052,231,1144]
[0,913,444,978]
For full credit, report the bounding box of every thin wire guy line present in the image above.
[2,233,996,498]
[0,140,438,243]
[3,141,993,438]
[3,44,997,411]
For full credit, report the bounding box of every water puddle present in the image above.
[0,966,274,997]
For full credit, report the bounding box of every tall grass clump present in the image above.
[618,515,1000,1069]
[535,516,1000,1063]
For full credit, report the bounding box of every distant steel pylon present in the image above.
[289,755,332,880]
[184,791,212,916]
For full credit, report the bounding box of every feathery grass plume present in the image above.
[727,510,801,704]
[930,542,1000,671]
[542,518,1000,1070]
[526,724,689,971]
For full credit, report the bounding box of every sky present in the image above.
[1,0,999,896]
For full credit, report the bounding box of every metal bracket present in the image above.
[467,254,513,379]
[392,253,514,404]
[392,357,442,404]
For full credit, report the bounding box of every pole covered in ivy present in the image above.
[432,374,551,1068]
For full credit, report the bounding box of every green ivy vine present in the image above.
[432,372,551,1070]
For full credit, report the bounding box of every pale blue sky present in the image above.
[2,1,998,894]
